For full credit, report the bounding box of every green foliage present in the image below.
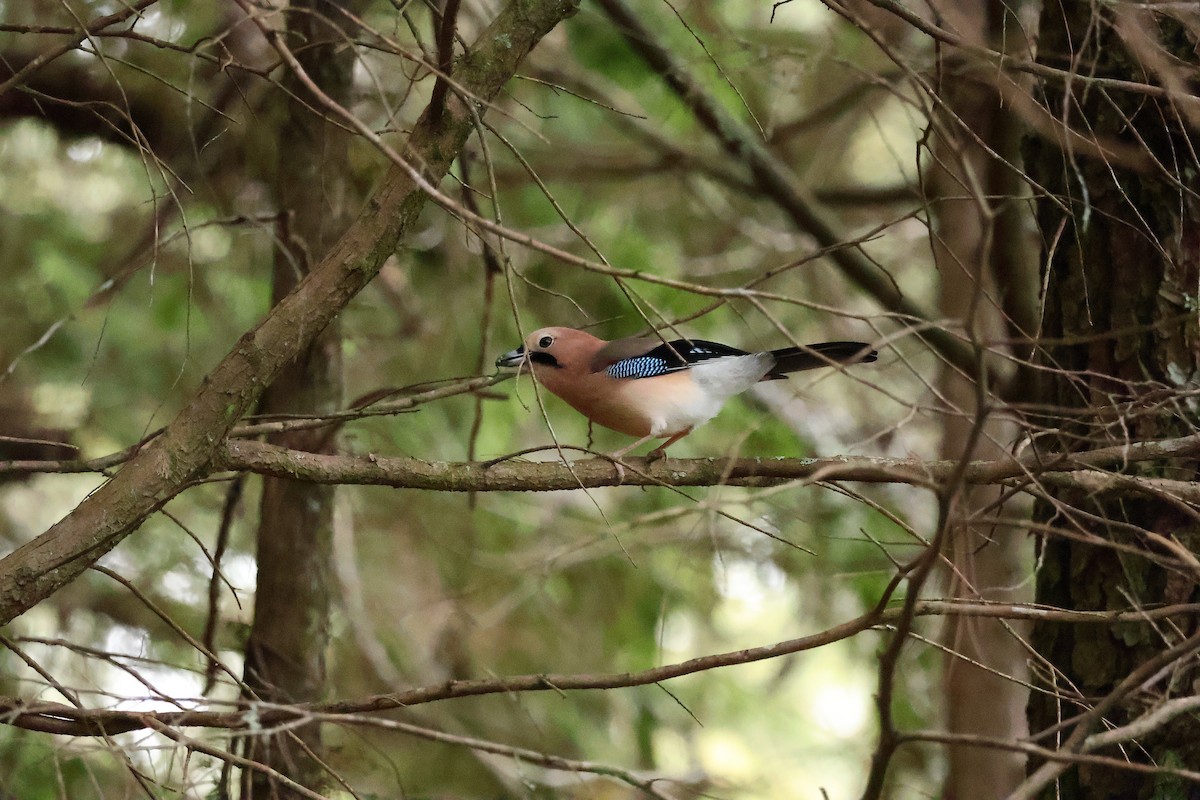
[0,729,133,799]
[1149,751,1190,800]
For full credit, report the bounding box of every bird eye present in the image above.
[538,335,554,348]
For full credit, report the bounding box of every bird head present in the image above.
[495,327,602,374]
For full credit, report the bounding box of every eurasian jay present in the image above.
[496,327,877,459]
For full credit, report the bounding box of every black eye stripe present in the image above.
[529,351,560,368]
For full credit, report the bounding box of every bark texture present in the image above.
[929,3,1034,796]
[1027,3,1200,797]
[240,1,360,795]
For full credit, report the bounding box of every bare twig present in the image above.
[3,600,1196,737]
[595,0,979,380]
[427,0,462,124]
[0,0,161,97]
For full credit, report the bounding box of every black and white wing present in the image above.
[601,339,749,380]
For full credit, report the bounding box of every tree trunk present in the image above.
[929,4,1035,797]
[1027,3,1200,797]
[242,2,360,795]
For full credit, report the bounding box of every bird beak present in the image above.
[495,345,526,368]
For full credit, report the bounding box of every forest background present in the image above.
[0,1,1198,799]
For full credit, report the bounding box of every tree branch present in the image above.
[1,600,1195,737]
[310,713,682,800]
[899,731,1200,785]
[7,429,1200,498]
[1009,629,1200,800]
[0,0,161,98]
[428,0,462,124]
[0,0,582,626]
[214,433,1200,498]
[595,0,980,380]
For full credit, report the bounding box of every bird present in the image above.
[495,326,877,459]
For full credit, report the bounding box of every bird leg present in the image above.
[605,429,692,480]
[606,434,656,483]
[646,429,691,462]
[609,434,656,460]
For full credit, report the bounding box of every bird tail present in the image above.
[766,341,877,378]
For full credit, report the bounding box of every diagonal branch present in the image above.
[0,0,582,626]
[1008,629,1200,800]
[3,600,1196,737]
[595,0,979,379]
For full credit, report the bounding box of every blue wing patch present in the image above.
[604,339,748,380]
[606,355,673,379]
